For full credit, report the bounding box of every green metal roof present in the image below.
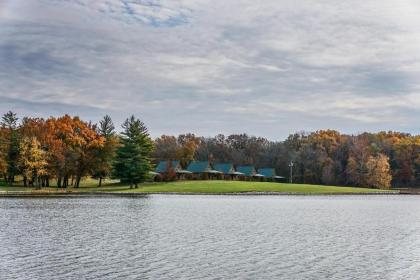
[236,166,256,176]
[155,160,181,173]
[186,161,212,173]
[258,168,276,177]
[214,163,234,174]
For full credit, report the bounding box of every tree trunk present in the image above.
[23,176,27,187]
[57,176,62,188]
[99,177,103,187]
[75,176,81,188]
[63,175,68,188]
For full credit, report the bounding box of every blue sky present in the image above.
[0,0,419,139]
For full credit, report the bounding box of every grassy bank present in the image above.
[0,179,394,195]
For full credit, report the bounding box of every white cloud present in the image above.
[0,0,419,138]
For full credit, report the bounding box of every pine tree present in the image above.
[1,111,20,185]
[112,116,154,188]
[93,115,118,186]
[99,115,115,138]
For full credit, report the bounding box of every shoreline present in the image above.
[0,190,401,198]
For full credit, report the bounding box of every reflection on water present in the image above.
[1,195,420,279]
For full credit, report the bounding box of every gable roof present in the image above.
[155,160,181,173]
[214,163,234,174]
[236,165,256,176]
[186,161,212,173]
[258,168,276,177]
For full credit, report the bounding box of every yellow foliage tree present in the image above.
[18,137,48,188]
[176,134,201,168]
[366,153,392,189]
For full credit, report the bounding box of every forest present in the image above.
[154,131,419,189]
[1,111,419,189]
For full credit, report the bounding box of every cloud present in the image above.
[0,0,419,139]
[43,0,191,26]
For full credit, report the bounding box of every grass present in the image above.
[0,178,393,194]
[121,180,390,194]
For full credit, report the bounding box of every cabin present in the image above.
[155,160,182,173]
[214,163,235,174]
[236,165,256,177]
[155,160,192,180]
[236,165,263,180]
[214,163,243,180]
[258,168,285,182]
[155,160,283,182]
[186,161,221,179]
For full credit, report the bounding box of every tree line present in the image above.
[153,131,419,189]
[1,111,419,189]
[0,112,153,188]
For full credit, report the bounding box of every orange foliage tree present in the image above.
[45,115,104,188]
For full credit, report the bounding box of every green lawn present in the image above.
[0,179,393,194]
[121,180,390,194]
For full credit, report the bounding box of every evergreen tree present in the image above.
[99,115,115,138]
[1,111,20,185]
[93,115,118,186]
[112,115,154,188]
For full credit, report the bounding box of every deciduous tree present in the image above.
[176,134,200,168]
[366,153,392,189]
[18,137,48,188]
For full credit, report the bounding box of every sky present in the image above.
[0,0,419,139]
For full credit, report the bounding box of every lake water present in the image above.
[1,195,420,279]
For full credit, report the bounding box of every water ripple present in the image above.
[1,195,420,279]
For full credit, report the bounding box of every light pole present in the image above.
[289,161,294,184]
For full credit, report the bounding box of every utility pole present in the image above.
[289,161,294,184]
